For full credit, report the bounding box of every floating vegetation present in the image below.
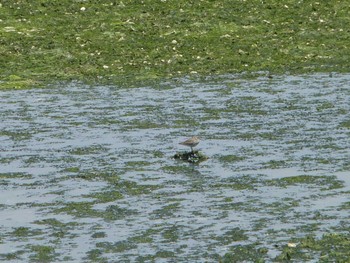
[1,74,350,262]
[11,227,43,237]
[265,175,344,190]
[275,234,350,262]
[340,120,350,129]
[28,245,57,263]
[91,232,107,239]
[219,154,245,163]
[220,244,268,262]
[173,151,208,164]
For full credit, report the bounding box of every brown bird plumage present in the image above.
[179,136,200,152]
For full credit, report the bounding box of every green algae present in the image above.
[49,200,136,221]
[69,145,109,155]
[219,154,245,163]
[162,225,180,242]
[154,250,176,259]
[28,245,56,263]
[42,179,160,220]
[103,205,138,221]
[11,227,43,238]
[33,218,81,245]
[0,172,32,179]
[213,228,248,245]
[152,203,182,219]
[52,201,98,218]
[85,249,108,263]
[0,130,32,141]
[34,218,79,228]
[125,160,152,168]
[340,120,350,129]
[265,175,344,190]
[96,240,137,253]
[263,160,287,169]
[220,244,267,263]
[173,150,208,164]
[125,119,164,129]
[64,166,80,173]
[112,180,161,196]
[221,233,350,262]
[128,234,153,244]
[213,175,263,191]
[1,1,350,88]
[91,232,106,239]
[276,234,350,262]
[84,189,123,203]
[0,251,26,261]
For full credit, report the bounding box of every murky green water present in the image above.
[1,73,349,262]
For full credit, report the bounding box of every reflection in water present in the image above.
[0,73,349,261]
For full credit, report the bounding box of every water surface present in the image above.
[0,73,349,262]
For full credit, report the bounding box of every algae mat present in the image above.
[0,73,349,262]
[1,1,350,88]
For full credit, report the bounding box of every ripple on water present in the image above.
[0,73,349,262]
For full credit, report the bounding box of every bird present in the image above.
[179,136,200,152]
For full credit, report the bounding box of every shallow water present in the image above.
[0,73,349,262]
